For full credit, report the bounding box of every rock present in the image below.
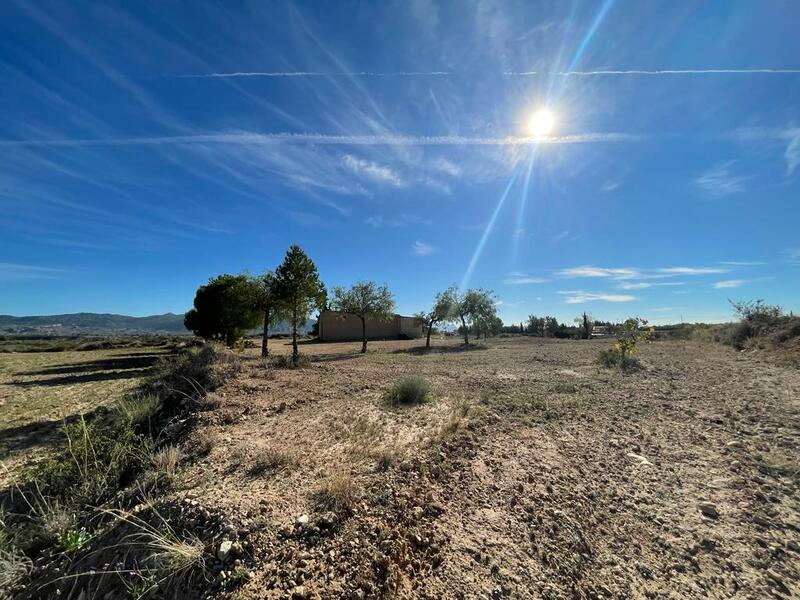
[217,540,233,562]
[752,514,771,527]
[787,540,800,552]
[698,502,719,519]
[726,440,744,449]
[292,586,308,600]
[626,453,652,466]
[296,514,310,526]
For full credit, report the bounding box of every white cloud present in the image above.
[503,276,548,285]
[0,262,65,281]
[366,214,431,228]
[411,240,436,256]
[713,279,744,289]
[617,281,686,290]
[785,248,800,264]
[695,161,748,197]
[557,266,639,279]
[602,180,620,192]
[657,267,727,275]
[787,130,800,176]
[558,291,638,304]
[342,154,403,186]
[719,261,764,266]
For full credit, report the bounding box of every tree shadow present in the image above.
[0,408,103,459]
[18,354,165,376]
[12,368,155,387]
[390,344,488,356]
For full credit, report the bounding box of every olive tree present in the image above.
[454,288,497,345]
[416,286,458,348]
[274,245,327,364]
[330,281,395,353]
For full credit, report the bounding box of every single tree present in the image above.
[574,311,593,339]
[416,286,458,348]
[253,271,286,357]
[330,281,395,353]
[454,289,497,345]
[274,245,327,364]
[184,274,261,346]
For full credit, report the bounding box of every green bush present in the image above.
[269,353,310,368]
[383,376,430,406]
[33,416,151,507]
[597,348,640,371]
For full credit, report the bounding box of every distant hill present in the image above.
[0,312,189,335]
[0,312,315,336]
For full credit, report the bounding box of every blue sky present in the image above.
[1,0,798,325]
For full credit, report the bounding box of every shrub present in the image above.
[311,472,359,515]
[57,527,92,554]
[247,447,296,477]
[597,347,641,371]
[33,416,151,507]
[269,353,310,368]
[383,376,430,406]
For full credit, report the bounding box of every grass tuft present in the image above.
[383,376,430,406]
[311,472,359,515]
[247,446,297,477]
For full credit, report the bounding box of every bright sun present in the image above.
[528,108,555,137]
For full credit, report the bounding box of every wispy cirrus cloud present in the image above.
[0,262,66,281]
[719,260,764,266]
[786,130,800,176]
[782,248,800,264]
[713,279,745,289]
[558,291,638,304]
[657,266,727,275]
[617,281,685,290]
[557,266,639,279]
[365,214,431,228]
[695,161,748,197]
[503,276,548,285]
[411,240,437,256]
[341,154,403,186]
[508,68,800,76]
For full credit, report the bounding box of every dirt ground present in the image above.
[0,346,171,482]
[168,335,800,599]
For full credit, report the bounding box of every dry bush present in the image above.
[0,547,31,598]
[440,398,475,437]
[151,446,183,481]
[383,376,430,406]
[247,446,297,477]
[270,353,311,369]
[311,472,360,515]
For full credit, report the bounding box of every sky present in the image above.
[1,0,799,325]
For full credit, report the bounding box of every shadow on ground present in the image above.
[390,343,488,355]
[18,353,167,377]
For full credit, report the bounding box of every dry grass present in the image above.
[151,445,183,481]
[311,472,360,515]
[247,446,297,477]
[383,376,430,406]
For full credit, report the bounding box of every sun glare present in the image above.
[528,108,555,137]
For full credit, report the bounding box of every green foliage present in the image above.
[253,271,289,357]
[184,274,261,346]
[383,376,431,406]
[33,416,151,507]
[330,281,395,353]
[526,315,562,337]
[269,353,310,368]
[731,299,783,324]
[598,317,653,371]
[57,528,92,554]
[417,287,459,347]
[454,288,497,345]
[274,245,326,363]
[575,312,593,339]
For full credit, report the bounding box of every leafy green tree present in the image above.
[331,281,395,353]
[253,271,287,357]
[454,289,497,345]
[527,315,544,337]
[184,274,260,346]
[274,245,327,364]
[416,286,458,348]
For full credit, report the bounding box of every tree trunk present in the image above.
[291,303,298,364]
[261,305,270,357]
[360,316,367,353]
[461,316,469,345]
[225,329,235,348]
[425,319,435,348]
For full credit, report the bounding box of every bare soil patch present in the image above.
[116,338,800,597]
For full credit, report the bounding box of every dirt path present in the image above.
[178,337,799,599]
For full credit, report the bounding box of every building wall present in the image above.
[318,310,422,341]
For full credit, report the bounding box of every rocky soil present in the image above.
[175,337,798,598]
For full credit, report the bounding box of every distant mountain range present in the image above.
[0,312,189,335]
[0,312,314,336]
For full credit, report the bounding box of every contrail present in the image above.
[507,68,800,76]
[0,132,639,148]
[175,71,452,78]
